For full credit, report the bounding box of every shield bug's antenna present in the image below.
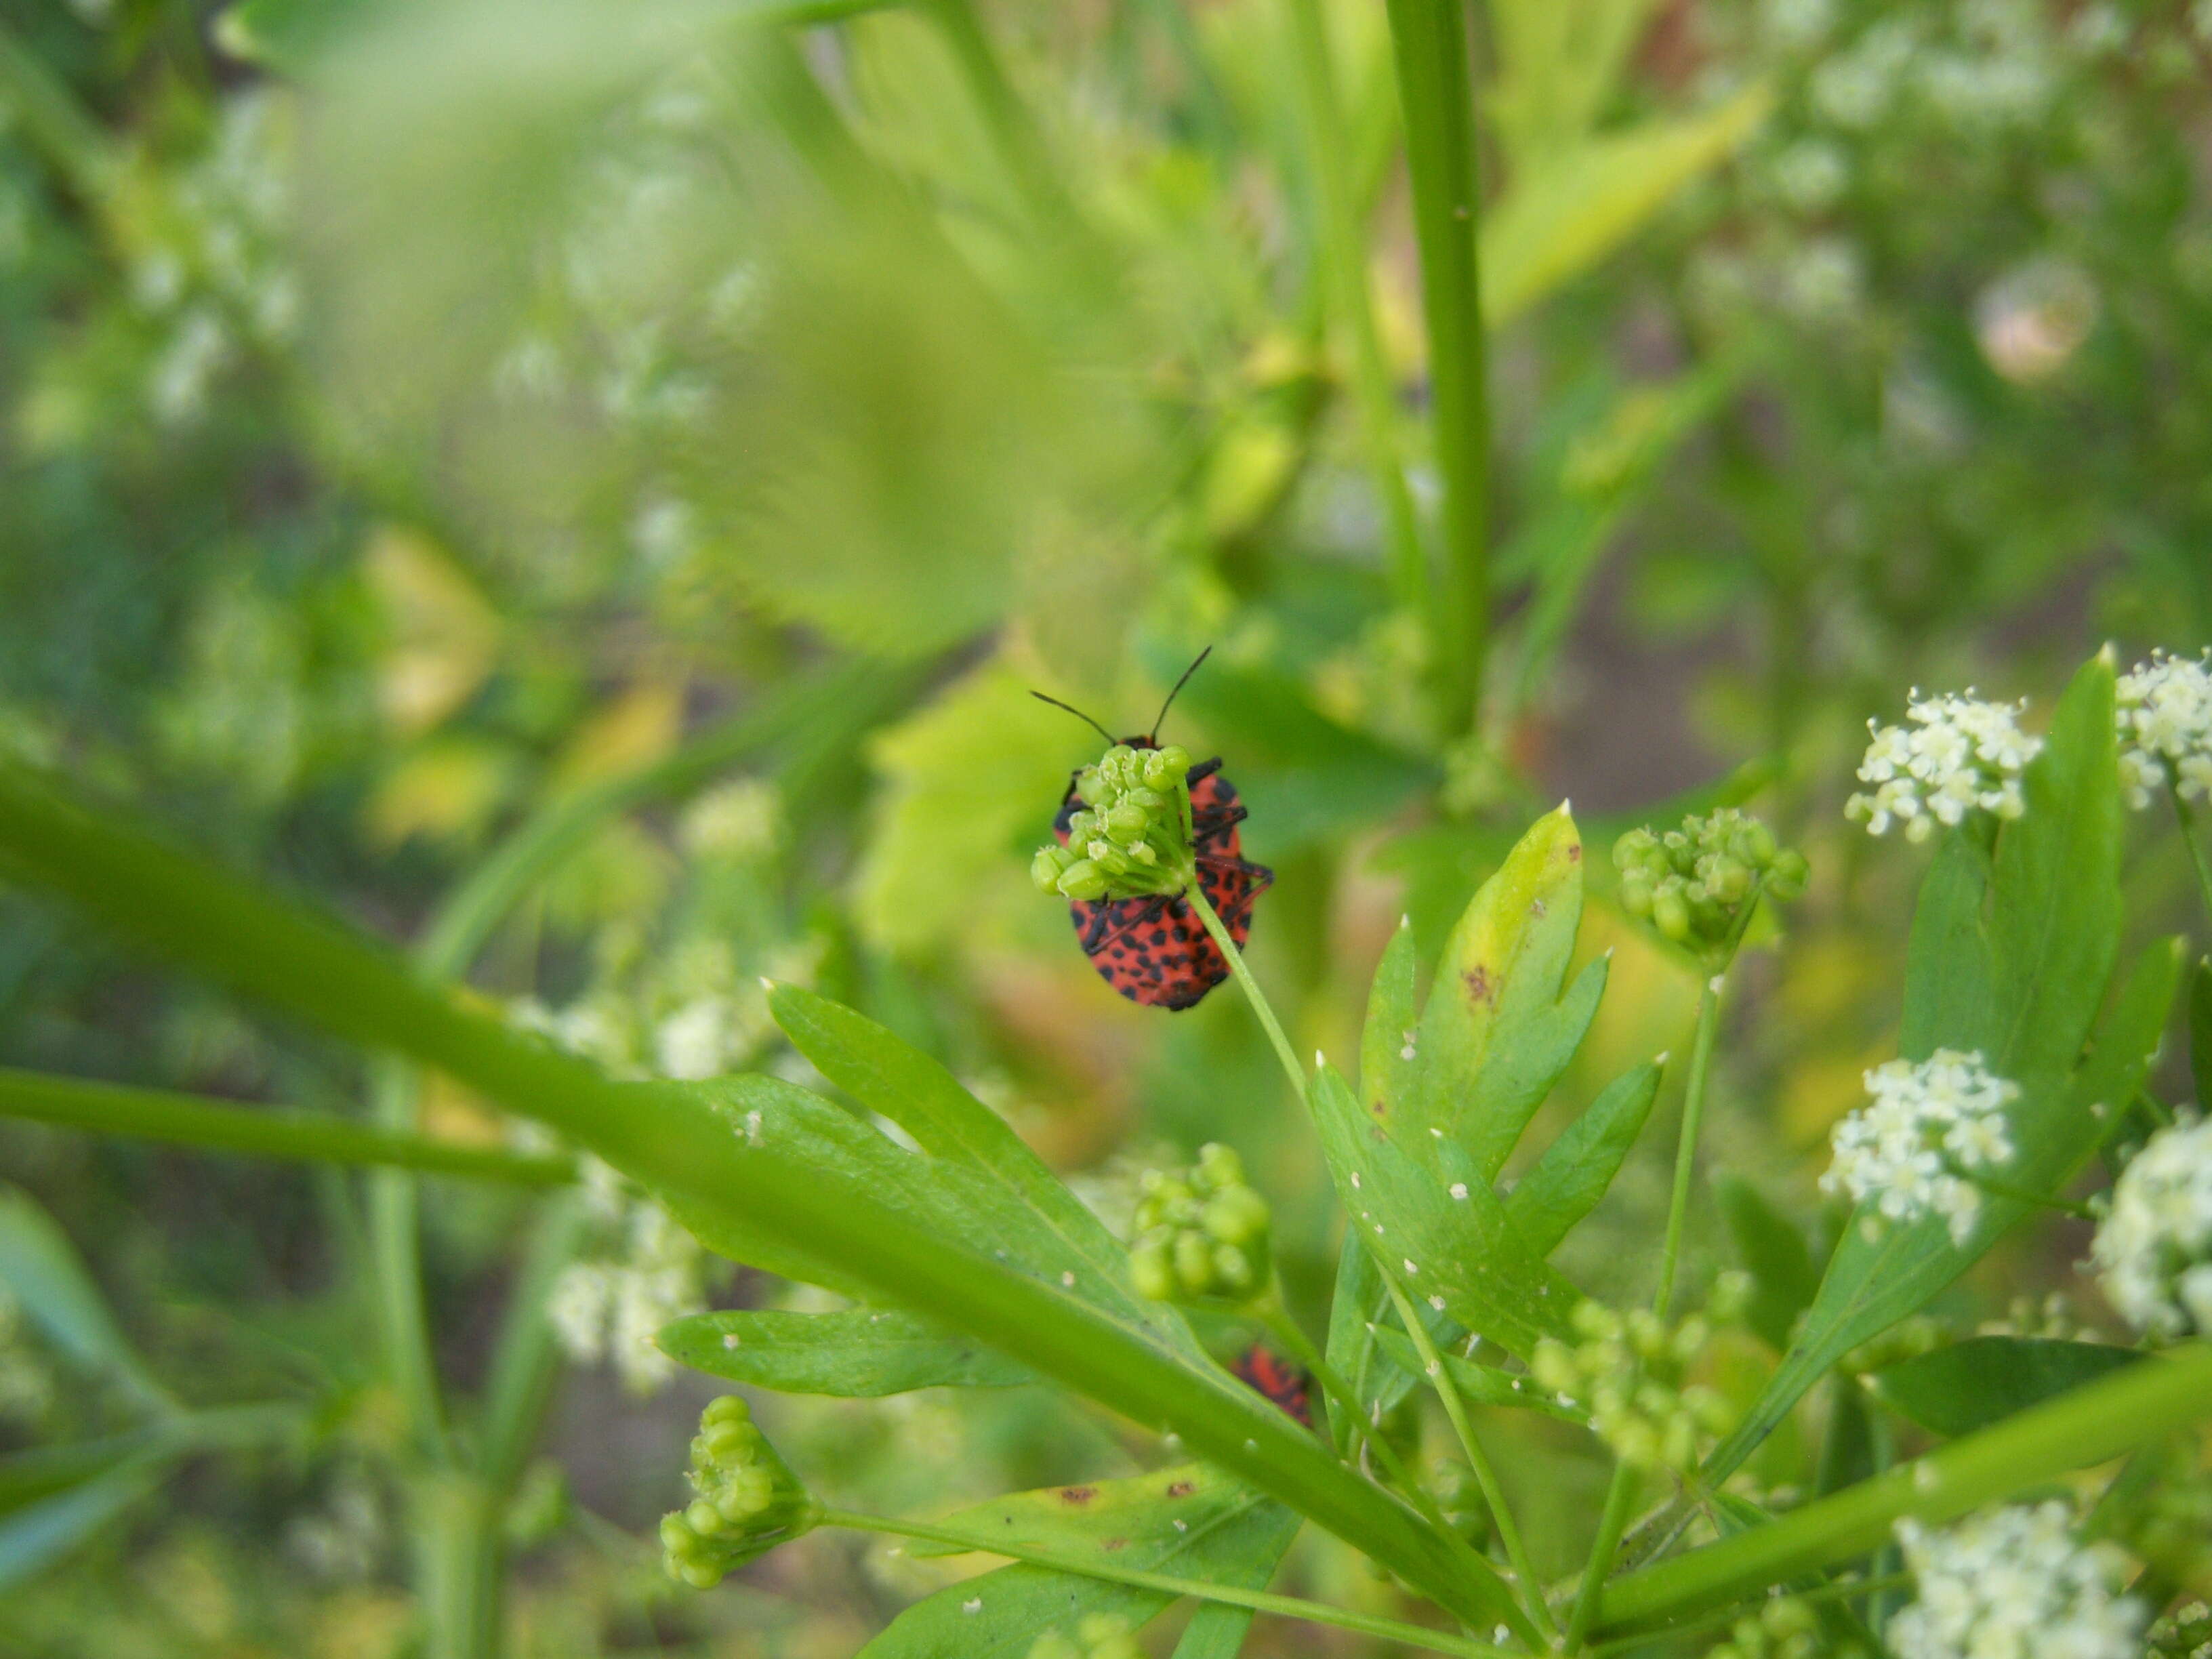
[1030,691,1120,747]
[1149,646,1212,743]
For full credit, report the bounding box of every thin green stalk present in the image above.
[1654,976,1723,1322]
[1587,1571,1914,1656]
[821,1509,1514,1659]
[0,23,119,200]
[0,1067,575,1185]
[1380,0,1488,731]
[1184,886,1306,1103]
[1565,1462,1642,1651]
[1282,0,1428,618]
[0,759,1517,1635]
[1383,1279,1558,1644]
[1952,1167,2097,1221]
[1594,1341,2212,1634]
[1252,1288,1490,1584]
[2171,783,2212,928]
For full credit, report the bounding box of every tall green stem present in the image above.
[1654,976,1723,1322]
[1382,1280,1557,1644]
[1565,1462,1642,1650]
[820,1509,1515,1659]
[1282,0,1428,618]
[1380,0,1488,731]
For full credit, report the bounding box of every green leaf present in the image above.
[1387,805,1606,1183]
[855,661,1097,955]
[1702,657,2125,1487]
[1504,1060,1662,1256]
[1482,84,1771,326]
[0,1437,148,1517]
[0,1462,159,1595]
[657,1308,1033,1395]
[1365,1324,1578,1420]
[2190,957,2211,1112]
[1486,0,1660,167]
[1311,1063,1578,1358]
[1866,1337,2142,1439]
[769,985,1210,1361]
[0,1186,170,1416]
[0,759,1510,1631]
[861,1465,1300,1658]
[1715,1176,1820,1355]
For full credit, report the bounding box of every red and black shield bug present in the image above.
[1231,1342,1313,1429]
[1033,650,1273,1011]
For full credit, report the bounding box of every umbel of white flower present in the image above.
[2089,1115,2212,1342]
[1890,1502,2144,1659]
[2116,649,2212,811]
[1821,1050,2021,1244]
[1846,690,2041,841]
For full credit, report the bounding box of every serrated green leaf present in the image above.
[1311,1064,1578,1358]
[1483,85,1771,326]
[1389,805,1605,1183]
[1703,657,2124,1486]
[1505,1060,1662,1256]
[1866,1337,2142,1439]
[1364,1324,1578,1420]
[1715,1176,1820,1355]
[1357,918,1420,1127]
[2190,957,2211,1112]
[657,1309,1033,1395]
[862,1465,1298,1658]
[769,985,1210,1361]
[0,1186,170,1416]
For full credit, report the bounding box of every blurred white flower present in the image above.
[1975,259,2099,385]
[2116,649,2212,811]
[549,1192,708,1393]
[1778,237,1866,325]
[655,996,739,1081]
[1846,689,2040,841]
[1767,139,1850,213]
[680,778,785,861]
[1891,1502,2142,1659]
[1810,21,1919,130]
[1822,1049,2021,1242]
[2091,1115,2212,1342]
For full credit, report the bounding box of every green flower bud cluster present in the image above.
[1705,1593,1866,1659]
[1531,1294,1742,1473]
[1027,1614,1144,1659]
[1128,1143,1271,1305]
[1033,743,1194,903]
[659,1395,817,1589]
[1613,810,1807,960]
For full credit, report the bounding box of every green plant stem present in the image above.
[1593,1341,2212,1635]
[1565,1462,1642,1651]
[1282,0,1428,619]
[1380,0,1488,731]
[0,1067,575,1185]
[1654,975,1723,1322]
[1252,1288,1483,1577]
[1185,885,1307,1103]
[0,760,1517,1635]
[1381,1279,1557,1643]
[0,22,119,201]
[1587,1571,1914,1656]
[820,1509,1515,1659]
[2171,783,2212,929]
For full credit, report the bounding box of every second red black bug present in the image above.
[1032,649,1272,1011]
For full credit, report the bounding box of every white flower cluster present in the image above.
[1891,1502,2144,1659]
[548,1162,710,1393]
[2116,650,2212,811]
[1846,690,2041,841]
[2090,1116,2212,1342]
[1822,1050,2020,1242]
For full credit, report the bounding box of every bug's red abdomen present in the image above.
[1054,739,1271,1011]
[1231,1343,1313,1428]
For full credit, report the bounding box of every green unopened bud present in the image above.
[1126,1142,1273,1305]
[1056,860,1109,901]
[1032,845,1076,893]
[1611,809,1805,964]
[1037,740,1199,906]
[660,1396,817,1589]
